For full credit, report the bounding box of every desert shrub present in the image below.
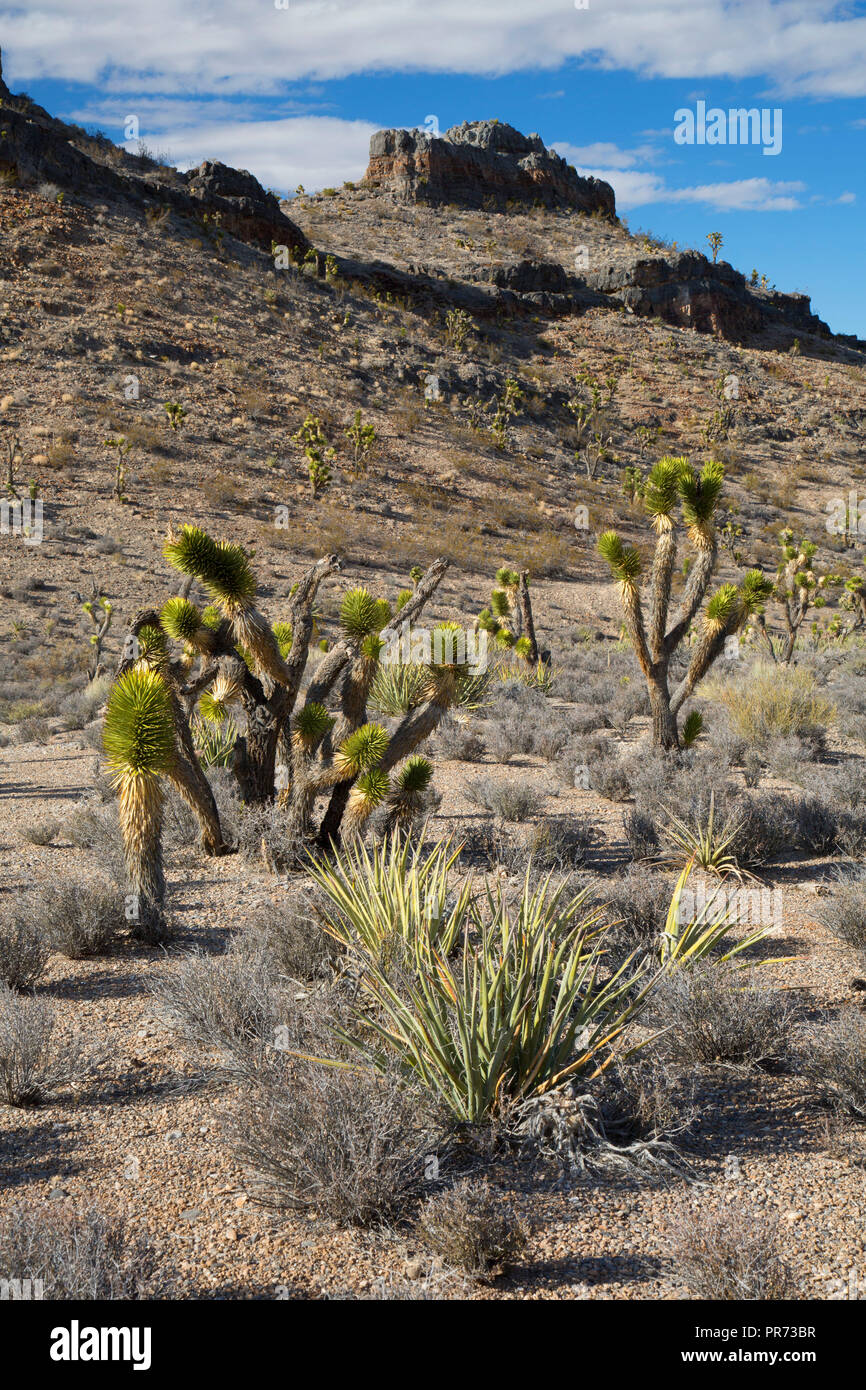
[599,868,671,953]
[14,716,52,745]
[59,675,111,730]
[63,801,124,874]
[794,795,839,855]
[741,748,763,788]
[416,1180,528,1279]
[622,808,659,861]
[0,911,49,990]
[817,871,866,956]
[594,1056,695,1147]
[248,892,335,981]
[0,985,86,1105]
[804,761,866,813]
[587,750,632,802]
[836,809,866,861]
[152,936,284,1077]
[531,718,570,761]
[803,1011,866,1118]
[228,1046,449,1227]
[667,1200,797,1300]
[22,819,59,846]
[726,791,796,868]
[464,775,543,822]
[0,1203,153,1299]
[711,661,833,750]
[39,881,124,958]
[235,800,298,873]
[521,815,596,870]
[649,966,793,1068]
[433,713,486,762]
[484,714,536,763]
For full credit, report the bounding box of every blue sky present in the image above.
[2,1,865,335]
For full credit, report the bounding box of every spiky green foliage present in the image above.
[313,857,652,1122]
[199,689,229,723]
[681,710,703,748]
[490,590,511,620]
[598,531,642,584]
[160,597,203,644]
[495,567,520,589]
[336,722,389,776]
[306,832,469,957]
[272,621,293,658]
[163,526,256,609]
[705,583,741,632]
[136,624,168,665]
[360,632,385,663]
[396,589,412,611]
[644,456,687,525]
[679,459,725,540]
[660,863,774,969]
[339,588,384,640]
[395,755,433,796]
[513,636,532,660]
[293,702,335,745]
[661,791,751,881]
[191,715,237,769]
[351,767,391,814]
[104,668,176,779]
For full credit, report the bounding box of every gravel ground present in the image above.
[2,736,865,1302]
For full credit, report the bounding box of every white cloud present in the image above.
[143,115,381,193]
[582,167,807,211]
[3,1,866,100]
[553,140,660,169]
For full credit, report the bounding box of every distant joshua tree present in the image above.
[599,456,772,750]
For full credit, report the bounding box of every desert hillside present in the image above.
[1,71,866,1307]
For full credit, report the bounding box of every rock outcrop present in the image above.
[365,121,615,216]
[0,48,307,257]
[583,252,844,345]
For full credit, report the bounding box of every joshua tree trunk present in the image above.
[118,776,167,941]
[518,571,538,663]
[648,672,679,750]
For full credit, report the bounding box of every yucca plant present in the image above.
[312,855,654,1122]
[307,831,470,959]
[191,714,238,769]
[103,667,176,940]
[659,862,775,969]
[660,792,753,881]
[599,457,773,749]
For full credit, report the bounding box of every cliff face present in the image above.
[0,49,308,257]
[365,121,616,216]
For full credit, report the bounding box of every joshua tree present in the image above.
[112,526,456,865]
[81,582,113,679]
[103,665,176,940]
[706,232,723,264]
[476,567,538,662]
[599,456,772,750]
[753,529,842,664]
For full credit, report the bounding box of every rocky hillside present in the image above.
[0,55,864,667]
